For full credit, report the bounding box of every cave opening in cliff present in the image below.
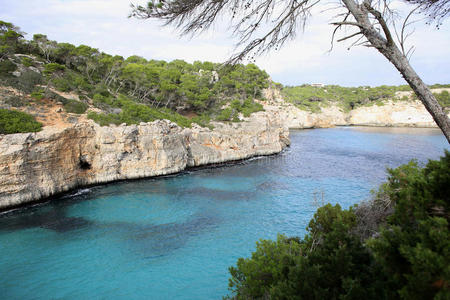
[79,156,91,170]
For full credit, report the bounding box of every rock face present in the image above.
[0,111,289,210]
[265,100,445,129]
[1,86,446,210]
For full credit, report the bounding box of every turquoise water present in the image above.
[0,127,448,299]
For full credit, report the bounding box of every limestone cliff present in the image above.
[264,88,449,129]
[0,111,289,210]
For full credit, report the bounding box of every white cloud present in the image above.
[0,0,448,86]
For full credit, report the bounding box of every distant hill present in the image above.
[281,84,450,113]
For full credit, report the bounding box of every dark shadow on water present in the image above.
[181,187,256,201]
[0,198,220,258]
[101,213,219,258]
[318,147,396,164]
[0,204,94,233]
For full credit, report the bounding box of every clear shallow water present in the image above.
[0,127,448,299]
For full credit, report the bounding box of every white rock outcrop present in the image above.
[0,111,289,210]
[265,100,445,129]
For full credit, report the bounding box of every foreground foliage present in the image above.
[226,152,450,299]
[0,108,42,134]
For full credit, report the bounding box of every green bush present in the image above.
[52,77,72,92]
[93,93,116,109]
[216,99,264,122]
[31,90,44,100]
[0,59,17,74]
[93,84,111,97]
[4,95,27,107]
[367,155,450,299]
[43,63,65,75]
[16,71,42,94]
[87,111,122,126]
[0,71,43,94]
[430,83,450,89]
[0,108,42,134]
[240,98,264,117]
[88,95,193,127]
[21,56,33,67]
[227,204,386,299]
[191,114,213,129]
[44,90,68,103]
[216,107,233,121]
[226,152,450,300]
[434,91,450,109]
[63,99,88,114]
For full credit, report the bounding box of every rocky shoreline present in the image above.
[2,91,449,211]
[0,111,289,210]
[265,100,446,129]
[263,88,449,129]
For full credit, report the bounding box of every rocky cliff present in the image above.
[264,89,449,129]
[0,111,289,210]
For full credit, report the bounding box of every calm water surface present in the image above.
[0,127,448,299]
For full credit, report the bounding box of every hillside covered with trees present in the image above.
[282,84,450,113]
[0,20,269,132]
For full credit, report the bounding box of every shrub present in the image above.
[31,90,44,100]
[21,56,33,67]
[63,99,88,114]
[93,93,116,109]
[52,77,72,92]
[44,90,68,103]
[216,99,263,122]
[434,91,450,109]
[216,107,233,121]
[93,84,111,97]
[0,59,17,74]
[87,111,122,126]
[240,98,263,117]
[0,108,42,134]
[367,154,450,299]
[227,204,386,300]
[191,114,213,129]
[4,95,27,107]
[226,152,450,300]
[17,71,42,93]
[88,95,193,127]
[43,63,65,75]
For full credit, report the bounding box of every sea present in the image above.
[0,126,448,299]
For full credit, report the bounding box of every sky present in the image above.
[1,0,449,86]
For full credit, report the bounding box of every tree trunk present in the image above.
[342,0,450,143]
[380,47,450,143]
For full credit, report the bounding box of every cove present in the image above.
[0,127,448,299]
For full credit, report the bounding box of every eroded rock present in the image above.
[0,112,289,210]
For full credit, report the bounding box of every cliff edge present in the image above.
[264,88,450,129]
[0,111,289,210]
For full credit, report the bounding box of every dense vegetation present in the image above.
[434,91,450,110]
[282,84,407,112]
[282,84,450,112]
[0,108,42,134]
[226,152,450,299]
[0,20,269,127]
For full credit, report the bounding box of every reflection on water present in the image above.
[0,127,448,300]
